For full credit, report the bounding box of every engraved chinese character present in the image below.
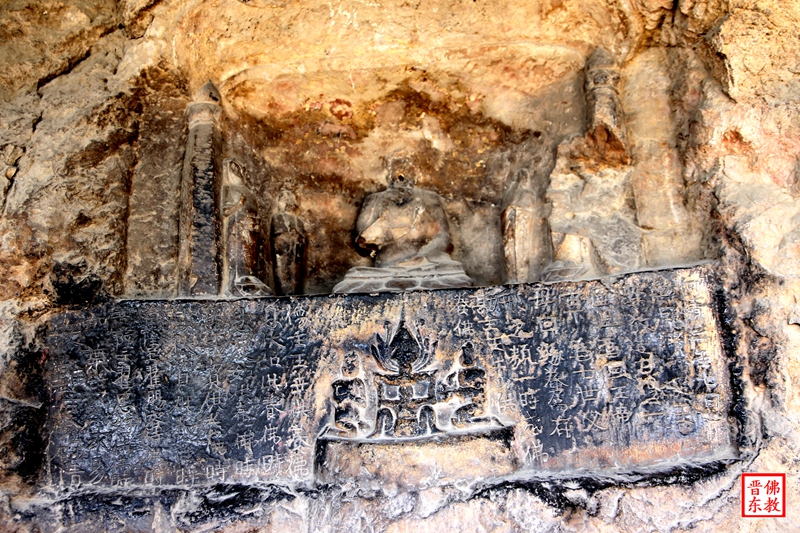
[453,319,476,338]
[236,430,255,456]
[576,383,600,404]
[636,352,658,377]
[550,415,573,439]
[569,338,593,363]
[595,337,621,359]
[536,317,558,339]
[286,423,309,450]
[518,389,538,409]
[264,372,283,389]
[506,344,532,374]
[288,455,310,477]
[576,408,609,431]
[538,343,563,367]
[525,438,550,465]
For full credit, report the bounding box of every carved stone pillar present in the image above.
[584,47,629,163]
[178,81,223,297]
[221,159,272,297]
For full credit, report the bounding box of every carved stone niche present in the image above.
[126,43,602,298]
[120,39,715,300]
[270,189,307,296]
[48,11,736,505]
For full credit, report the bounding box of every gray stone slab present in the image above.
[42,266,737,495]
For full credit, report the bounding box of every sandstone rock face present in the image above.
[0,0,121,103]
[0,0,799,531]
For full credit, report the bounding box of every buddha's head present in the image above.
[224,158,246,186]
[277,189,298,212]
[387,157,417,191]
[585,47,620,92]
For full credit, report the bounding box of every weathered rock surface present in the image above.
[0,0,121,103]
[0,0,799,531]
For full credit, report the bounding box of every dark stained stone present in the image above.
[42,266,736,495]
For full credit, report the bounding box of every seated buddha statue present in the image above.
[333,158,472,294]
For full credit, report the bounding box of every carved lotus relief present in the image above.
[323,321,507,442]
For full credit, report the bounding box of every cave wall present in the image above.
[1,0,799,531]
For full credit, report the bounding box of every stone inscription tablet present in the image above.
[43,266,737,494]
